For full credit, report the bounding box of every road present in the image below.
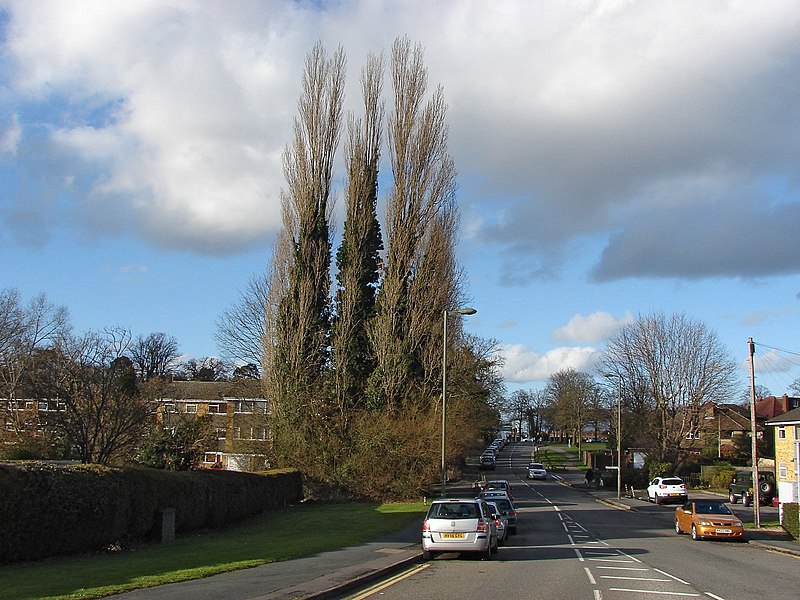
[343,442,800,600]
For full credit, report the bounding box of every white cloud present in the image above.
[1,0,798,280]
[0,115,21,156]
[554,311,634,344]
[500,343,600,383]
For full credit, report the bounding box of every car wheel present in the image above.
[729,491,737,504]
[481,544,492,561]
[743,494,751,507]
[422,550,434,561]
[675,519,683,534]
[691,524,702,541]
[655,494,663,505]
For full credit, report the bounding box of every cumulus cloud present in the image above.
[500,343,601,383]
[554,311,634,344]
[1,0,798,280]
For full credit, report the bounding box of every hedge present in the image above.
[782,503,799,540]
[0,463,302,563]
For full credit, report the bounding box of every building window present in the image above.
[185,403,197,413]
[209,402,227,414]
[215,427,227,440]
[233,426,241,439]
[778,427,786,440]
[163,403,176,413]
[779,462,788,478]
[38,401,49,411]
[204,452,222,464]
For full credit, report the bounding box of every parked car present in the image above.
[482,479,513,501]
[479,493,517,534]
[421,498,498,560]
[479,453,496,470]
[527,462,547,480]
[486,501,508,544]
[646,476,688,505]
[674,500,744,542]
[728,470,776,507]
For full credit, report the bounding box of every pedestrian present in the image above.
[584,468,594,486]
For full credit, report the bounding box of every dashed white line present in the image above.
[608,589,700,597]
[584,566,597,584]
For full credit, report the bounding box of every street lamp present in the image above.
[442,307,477,498]
[603,373,622,500]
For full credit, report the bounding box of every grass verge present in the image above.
[2,501,427,600]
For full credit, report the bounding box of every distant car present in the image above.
[482,479,513,501]
[728,471,776,507]
[479,493,517,534]
[527,462,547,480]
[486,501,508,544]
[479,453,496,470]
[647,476,688,505]
[422,498,498,560]
[674,500,744,541]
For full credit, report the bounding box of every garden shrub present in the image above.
[782,503,799,540]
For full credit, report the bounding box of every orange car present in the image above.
[674,500,744,541]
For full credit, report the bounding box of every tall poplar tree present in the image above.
[331,53,385,418]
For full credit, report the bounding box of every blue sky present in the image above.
[2,1,800,397]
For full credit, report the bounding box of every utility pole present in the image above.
[748,337,761,528]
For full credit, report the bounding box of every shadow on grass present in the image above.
[1,502,427,600]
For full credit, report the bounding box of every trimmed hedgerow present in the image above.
[0,463,302,563]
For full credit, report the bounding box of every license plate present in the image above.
[441,532,465,539]
[669,493,681,496]
[715,528,732,534]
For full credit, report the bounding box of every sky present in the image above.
[2,0,800,397]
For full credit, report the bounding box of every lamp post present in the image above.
[603,373,622,499]
[441,307,477,498]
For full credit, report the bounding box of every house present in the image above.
[156,379,271,472]
[2,379,272,472]
[765,407,800,508]
[756,395,800,421]
[683,402,757,457]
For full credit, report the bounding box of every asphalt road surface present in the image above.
[343,443,800,600]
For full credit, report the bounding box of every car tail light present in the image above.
[494,517,501,526]
[476,519,488,532]
[509,510,517,518]
[659,484,666,489]
[422,519,430,532]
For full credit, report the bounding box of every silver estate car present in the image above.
[422,499,498,560]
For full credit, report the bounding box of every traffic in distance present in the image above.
[347,438,798,600]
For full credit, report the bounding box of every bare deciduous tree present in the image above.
[35,328,153,465]
[216,273,270,369]
[601,312,738,463]
[0,289,71,440]
[129,332,180,382]
[545,368,597,448]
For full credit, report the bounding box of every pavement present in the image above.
[118,448,800,600]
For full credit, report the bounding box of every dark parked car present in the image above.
[728,470,776,506]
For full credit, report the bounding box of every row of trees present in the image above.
[255,39,503,498]
[507,312,773,470]
[0,288,249,465]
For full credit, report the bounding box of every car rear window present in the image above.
[662,478,683,485]
[529,463,544,469]
[429,502,479,519]
[492,498,512,511]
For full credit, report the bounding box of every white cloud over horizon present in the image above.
[1,0,798,283]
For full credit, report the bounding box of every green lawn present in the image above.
[2,501,427,600]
